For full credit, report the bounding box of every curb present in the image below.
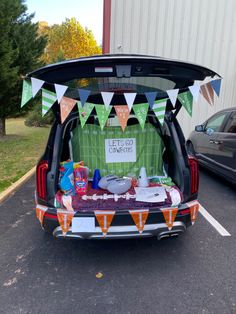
[0,166,36,204]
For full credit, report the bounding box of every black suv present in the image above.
[27,54,218,240]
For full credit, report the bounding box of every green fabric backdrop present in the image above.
[71,123,164,178]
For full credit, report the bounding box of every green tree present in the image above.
[0,0,47,136]
[41,18,102,64]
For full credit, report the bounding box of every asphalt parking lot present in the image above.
[0,170,236,314]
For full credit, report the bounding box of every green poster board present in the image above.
[71,123,164,177]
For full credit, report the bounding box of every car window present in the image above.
[205,112,227,132]
[223,112,236,133]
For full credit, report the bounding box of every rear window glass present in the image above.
[64,77,176,94]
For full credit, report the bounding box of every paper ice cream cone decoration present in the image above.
[129,209,149,233]
[57,210,75,236]
[187,201,199,225]
[161,207,178,230]
[36,205,47,226]
[94,210,115,236]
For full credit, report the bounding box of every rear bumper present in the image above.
[52,221,186,240]
[38,202,196,240]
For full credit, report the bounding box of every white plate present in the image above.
[72,217,96,233]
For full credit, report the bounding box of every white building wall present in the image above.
[109,0,236,136]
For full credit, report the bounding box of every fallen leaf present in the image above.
[96,272,103,279]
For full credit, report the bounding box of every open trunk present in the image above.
[54,111,186,212]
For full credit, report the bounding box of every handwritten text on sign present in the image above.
[105,138,136,163]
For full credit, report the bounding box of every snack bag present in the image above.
[74,166,88,196]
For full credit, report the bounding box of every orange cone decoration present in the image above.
[114,105,130,131]
[57,210,75,236]
[94,210,115,236]
[36,205,47,226]
[161,207,178,230]
[200,82,214,106]
[129,209,149,233]
[187,201,199,225]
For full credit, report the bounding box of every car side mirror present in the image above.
[195,125,204,132]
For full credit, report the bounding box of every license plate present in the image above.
[72,217,96,233]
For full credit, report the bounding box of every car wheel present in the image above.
[187,142,196,156]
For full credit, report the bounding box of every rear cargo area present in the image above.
[55,114,183,212]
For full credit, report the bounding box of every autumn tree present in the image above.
[0,0,47,136]
[41,18,102,64]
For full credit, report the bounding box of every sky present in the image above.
[26,0,103,44]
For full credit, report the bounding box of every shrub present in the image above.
[25,103,54,127]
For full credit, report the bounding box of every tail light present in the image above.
[36,160,48,200]
[188,155,199,195]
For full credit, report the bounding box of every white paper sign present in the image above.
[105,138,136,163]
[72,217,95,232]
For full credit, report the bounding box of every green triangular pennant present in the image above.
[178,91,193,117]
[152,99,167,126]
[21,80,33,107]
[42,89,57,116]
[78,101,94,128]
[133,103,149,130]
[95,105,112,130]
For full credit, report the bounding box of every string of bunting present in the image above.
[21,77,222,130]
[35,201,200,236]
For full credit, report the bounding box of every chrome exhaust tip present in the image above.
[157,228,185,240]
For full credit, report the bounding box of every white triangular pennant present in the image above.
[55,84,68,103]
[101,92,114,110]
[31,78,44,97]
[189,83,200,103]
[166,89,179,107]
[124,93,137,112]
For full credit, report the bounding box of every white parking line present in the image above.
[199,205,231,237]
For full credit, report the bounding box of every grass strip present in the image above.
[0,118,50,193]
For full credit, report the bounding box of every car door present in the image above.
[194,111,229,166]
[212,110,236,181]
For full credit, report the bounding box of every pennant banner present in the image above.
[187,201,199,225]
[55,83,68,103]
[178,91,193,116]
[94,210,115,235]
[200,82,214,106]
[60,96,77,123]
[124,93,137,112]
[145,91,157,109]
[21,80,33,107]
[78,89,90,107]
[101,91,114,110]
[36,205,47,226]
[133,103,149,130]
[21,76,222,125]
[57,210,75,235]
[42,89,57,116]
[161,207,178,230]
[210,79,221,97]
[129,209,149,233]
[114,105,130,131]
[95,104,112,130]
[167,88,179,107]
[152,99,167,125]
[189,83,200,103]
[31,78,44,98]
[78,102,95,128]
